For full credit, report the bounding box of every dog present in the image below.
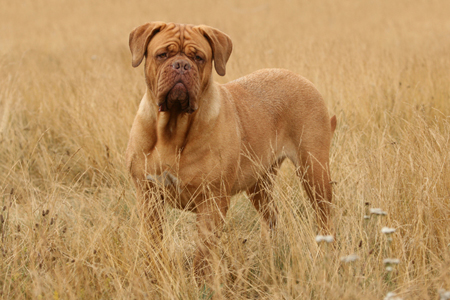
[126,22,336,275]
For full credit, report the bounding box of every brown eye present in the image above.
[195,55,204,63]
[157,52,167,59]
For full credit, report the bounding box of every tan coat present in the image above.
[126,22,336,275]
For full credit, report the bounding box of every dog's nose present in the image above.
[172,60,191,72]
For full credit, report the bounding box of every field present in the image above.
[1,0,450,299]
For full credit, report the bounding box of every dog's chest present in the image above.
[142,140,222,188]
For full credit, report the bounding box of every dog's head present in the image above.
[129,22,232,114]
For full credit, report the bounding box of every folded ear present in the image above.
[194,25,232,76]
[129,22,166,68]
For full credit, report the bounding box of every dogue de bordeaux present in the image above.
[126,22,336,275]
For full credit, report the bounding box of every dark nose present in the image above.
[172,59,191,72]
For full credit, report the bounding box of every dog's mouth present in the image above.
[158,82,194,113]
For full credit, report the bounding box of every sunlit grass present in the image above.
[1,0,450,299]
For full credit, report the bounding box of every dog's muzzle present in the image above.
[158,59,195,113]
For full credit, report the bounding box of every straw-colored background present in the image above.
[1,0,450,299]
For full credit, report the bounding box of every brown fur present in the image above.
[126,22,336,276]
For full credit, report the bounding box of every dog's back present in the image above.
[225,68,333,159]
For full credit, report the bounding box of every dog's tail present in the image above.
[330,115,337,136]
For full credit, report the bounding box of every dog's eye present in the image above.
[157,53,168,59]
[194,55,204,63]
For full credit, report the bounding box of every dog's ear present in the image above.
[129,22,166,68]
[194,25,232,76]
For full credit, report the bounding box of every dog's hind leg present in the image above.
[295,149,333,234]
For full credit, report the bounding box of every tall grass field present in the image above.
[1,0,450,299]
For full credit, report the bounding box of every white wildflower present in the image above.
[370,208,387,215]
[381,227,396,234]
[315,235,334,243]
[340,254,359,263]
[383,258,400,265]
[384,291,403,300]
[439,289,450,300]
[364,215,370,220]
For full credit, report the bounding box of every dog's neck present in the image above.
[138,80,221,151]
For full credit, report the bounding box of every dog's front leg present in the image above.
[136,180,165,243]
[194,196,229,283]
[133,179,171,282]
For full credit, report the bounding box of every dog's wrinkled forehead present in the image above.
[130,22,232,75]
[148,23,212,57]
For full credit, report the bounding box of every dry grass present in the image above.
[1,0,450,299]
